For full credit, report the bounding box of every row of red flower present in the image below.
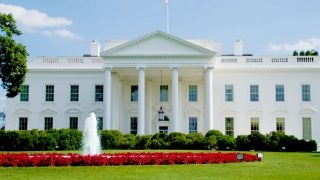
[0,152,260,167]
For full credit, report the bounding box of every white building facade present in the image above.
[5,31,320,148]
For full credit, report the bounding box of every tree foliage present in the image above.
[0,13,28,97]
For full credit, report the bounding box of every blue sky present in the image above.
[0,0,320,57]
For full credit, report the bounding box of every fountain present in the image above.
[82,112,101,155]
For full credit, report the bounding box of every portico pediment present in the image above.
[101,31,215,57]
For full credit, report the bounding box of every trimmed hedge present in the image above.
[0,129,317,151]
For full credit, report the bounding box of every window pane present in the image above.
[302,84,311,101]
[276,85,284,102]
[302,117,312,140]
[225,117,234,137]
[130,117,137,135]
[189,85,197,102]
[131,85,138,102]
[45,85,54,102]
[70,85,79,102]
[276,117,285,133]
[95,85,103,102]
[160,85,168,102]
[19,117,28,130]
[70,117,78,129]
[20,85,29,102]
[97,117,103,130]
[250,85,259,102]
[250,117,259,133]
[225,85,233,102]
[159,126,168,134]
[189,117,197,133]
[44,117,53,130]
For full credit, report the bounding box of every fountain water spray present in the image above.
[82,112,101,155]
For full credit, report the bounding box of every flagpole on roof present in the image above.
[165,0,170,33]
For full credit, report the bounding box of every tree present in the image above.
[293,50,298,56]
[299,51,305,56]
[305,50,311,56]
[0,13,28,97]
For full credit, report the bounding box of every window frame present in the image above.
[275,84,284,102]
[45,85,54,102]
[130,117,138,135]
[188,85,198,102]
[250,117,259,133]
[19,117,28,130]
[44,117,53,130]
[20,85,29,102]
[70,85,79,102]
[225,84,234,102]
[302,84,311,102]
[69,117,78,129]
[131,85,139,102]
[188,117,198,134]
[160,85,169,102]
[95,85,104,102]
[302,117,312,140]
[276,117,285,133]
[225,117,234,137]
[250,85,259,102]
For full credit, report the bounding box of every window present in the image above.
[275,84,284,102]
[250,117,259,133]
[70,85,79,102]
[69,117,78,129]
[95,85,103,102]
[159,126,168,134]
[250,85,259,102]
[131,85,138,102]
[19,117,28,130]
[45,85,54,102]
[130,117,137,135]
[20,85,29,102]
[302,117,312,140]
[44,117,53,130]
[276,117,285,133]
[97,117,103,130]
[225,85,233,102]
[160,85,168,102]
[302,84,311,101]
[189,85,197,102]
[189,117,197,133]
[225,117,234,137]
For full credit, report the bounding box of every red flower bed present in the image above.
[0,152,260,167]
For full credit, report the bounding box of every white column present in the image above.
[137,67,146,135]
[171,67,179,132]
[205,66,213,132]
[104,67,112,130]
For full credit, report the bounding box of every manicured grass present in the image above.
[0,151,319,180]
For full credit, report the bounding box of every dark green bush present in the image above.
[150,133,168,149]
[135,135,152,149]
[167,132,187,149]
[186,133,207,150]
[120,134,137,149]
[248,132,268,151]
[235,135,250,151]
[100,130,123,149]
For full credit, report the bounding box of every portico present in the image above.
[101,31,215,134]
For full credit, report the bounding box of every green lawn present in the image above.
[0,151,319,180]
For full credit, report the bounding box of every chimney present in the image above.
[234,39,243,56]
[90,40,100,57]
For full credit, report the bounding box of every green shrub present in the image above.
[167,132,187,149]
[135,135,152,149]
[100,130,123,149]
[235,135,250,151]
[120,134,137,149]
[248,132,268,151]
[186,133,207,150]
[217,135,235,150]
[150,133,168,149]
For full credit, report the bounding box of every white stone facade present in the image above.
[5,31,320,149]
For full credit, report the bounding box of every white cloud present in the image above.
[0,3,81,40]
[0,4,71,29]
[268,38,320,52]
[43,29,82,40]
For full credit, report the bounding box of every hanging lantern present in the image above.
[158,106,164,121]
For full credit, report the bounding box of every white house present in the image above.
[5,31,320,148]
